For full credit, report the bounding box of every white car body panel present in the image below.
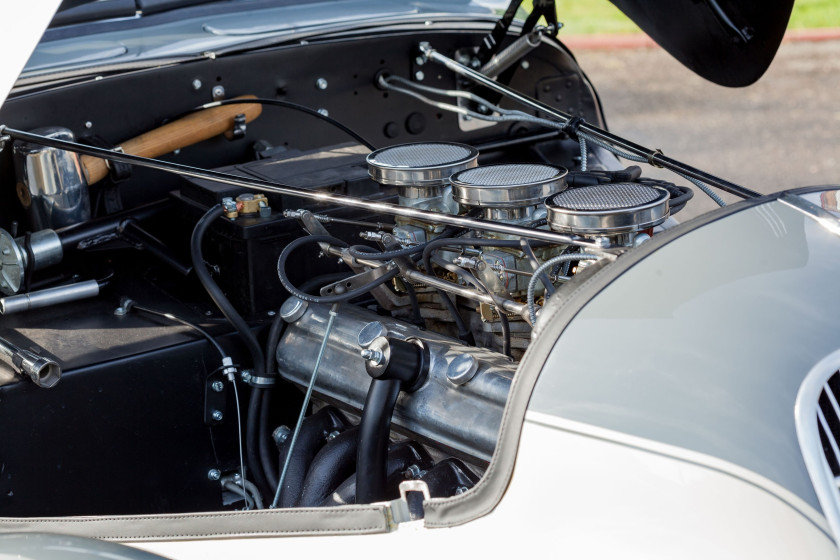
[131,412,835,559]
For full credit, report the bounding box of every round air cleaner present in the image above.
[545,183,670,235]
[367,142,478,198]
[450,163,567,209]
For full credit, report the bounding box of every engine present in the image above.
[0,24,699,517]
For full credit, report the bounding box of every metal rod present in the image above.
[419,42,761,200]
[0,336,61,388]
[326,245,530,319]
[271,302,340,509]
[401,268,529,320]
[0,127,610,252]
[0,280,100,315]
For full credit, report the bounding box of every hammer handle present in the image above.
[80,95,262,185]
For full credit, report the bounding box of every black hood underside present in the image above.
[609,0,794,86]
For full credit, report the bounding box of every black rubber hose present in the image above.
[276,235,400,304]
[520,239,555,297]
[190,204,269,494]
[190,205,265,375]
[403,281,423,326]
[297,427,359,507]
[260,310,288,492]
[276,407,347,508]
[347,243,425,260]
[355,379,402,504]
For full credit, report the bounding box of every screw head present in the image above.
[207,469,221,481]
[273,425,291,446]
[414,70,425,81]
[317,108,329,117]
[316,78,328,90]
[211,380,224,393]
[192,79,202,90]
[84,121,93,129]
[520,60,530,70]
[212,85,225,100]
[211,410,223,421]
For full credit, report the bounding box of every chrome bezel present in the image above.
[545,183,670,235]
[795,349,840,544]
[450,163,567,208]
[366,142,479,191]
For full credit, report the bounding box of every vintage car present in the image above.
[0,0,838,557]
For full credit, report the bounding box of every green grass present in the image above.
[518,0,840,35]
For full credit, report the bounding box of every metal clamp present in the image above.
[647,148,665,168]
[229,113,247,140]
[103,146,125,171]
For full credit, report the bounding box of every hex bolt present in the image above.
[273,425,291,446]
[325,430,341,442]
[316,78,328,90]
[211,380,224,393]
[404,464,424,480]
[211,410,224,421]
[207,469,221,481]
[360,348,385,365]
[192,79,202,90]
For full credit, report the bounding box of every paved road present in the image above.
[570,39,840,219]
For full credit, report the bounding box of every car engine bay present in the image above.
[0,18,737,518]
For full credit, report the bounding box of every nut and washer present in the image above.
[211,381,225,393]
[211,410,224,421]
[207,469,221,481]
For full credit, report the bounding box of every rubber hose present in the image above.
[190,204,269,494]
[276,235,400,304]
[356,379,402,504]
[297,427,359,507]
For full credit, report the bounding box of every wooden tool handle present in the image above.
[80,95,263,185]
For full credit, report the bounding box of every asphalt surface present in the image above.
[568,39,840,219]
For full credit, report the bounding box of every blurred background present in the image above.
[519,0,840,219]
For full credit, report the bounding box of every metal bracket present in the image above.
[320,265,393,297]
[229,113,247,140]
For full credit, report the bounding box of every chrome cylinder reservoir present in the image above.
[545,182,670,244]
[367,142,478,244]
[13,127,91,230]
[450,163,567,224]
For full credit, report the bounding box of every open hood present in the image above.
[608,0,794,86]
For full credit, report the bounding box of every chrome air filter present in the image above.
[367,142,478,198]
[545,183,670,235]
[451,163,567,209]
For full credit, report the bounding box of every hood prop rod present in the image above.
[418,42,760,201]
[0,126,613,253]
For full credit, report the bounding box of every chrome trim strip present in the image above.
[795,348,840,543]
